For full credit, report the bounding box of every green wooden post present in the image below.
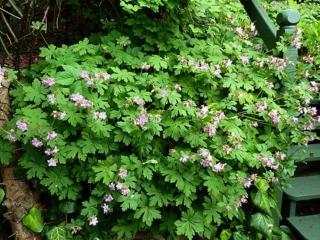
[240,0,277,49]
[276,9,300,84]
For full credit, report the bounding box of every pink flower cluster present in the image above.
[16,120,28,132]
[212,65,221,77]
[256,102,267,112]
[259,154,279,170]
[80,71,110,86]
[268,110,280,124]
[70,93,92,108]
[292,28,302,49]
[197,105,209,118]
[239,55,249,64]
[309,81,319,92]
[133,96,144,106]
[116,183,130,196]
[268,57,288,72]
[180,155,189,163]
[45,147,59,156]
[203,111,225,137]
[88,216,98,226]
[299,107,317,116]
[133,111,149,128]
[118,168,128,179]
[46,131,58,140]
[42,77,55,87]
[31,138,43,148]
[47,158,58,167]
[303,55,314,64]
[198,148,226,172]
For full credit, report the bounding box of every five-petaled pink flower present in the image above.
[118,168,128,179]
[42,77,55,87]
[32,138,43,148]
[47,131,57,140]
[102,204,110,215]
[256,102,267,112]
[16,120,28,132]
[212,163,226,172]
[47,158,58,167]
[88,216,98,226]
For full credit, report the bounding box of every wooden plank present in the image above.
[284,175,320,201]
[287,214,320,240]
[288,144,320,162]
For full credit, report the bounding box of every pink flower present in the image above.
[94,73,101,79]
[109,182,116,191]
[133,96,144,106]
[121,188,130,196]
[244,179,252,188]
[86,78,94,86]
[93,112,107,120]
[16,120,28,132]
[104,194,113,203]
[118,168,128,179]
[47,158,58,167]
[266,82,274,89]
[102,72,110,81]
[180,155,189,163]
[256,102,267,112]
[197,105,209,118]
[198,148,210,158]
[42,77,55,87]
[141,64,151,71]
[200,157,212,167]
[80,71,89,79]
[304,71,310,78]
[224,59,232,67]
[31,138,43,148]
[133,112,149,128]
[240,196,248,204]
[268,110,280,124]
[292,117,299,123]
[70,93,92,108]
[47,94,56,104]
[45,147,59,156]
[88,216,98,226]
[239,56,249,64]
[203,125,217,137]
[235,27,247,39]
[46,131,57,140]
[212,163,226,172]
[102,204,110,215]
[254,44,262,50]
[308,107,317,116]
[212,65,221,77]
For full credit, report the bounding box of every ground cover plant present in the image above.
[0,0,320,239]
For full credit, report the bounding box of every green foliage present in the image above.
[0,0,319,239]
[22,207,44,233]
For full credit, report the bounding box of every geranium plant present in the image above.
[0,0,319,239]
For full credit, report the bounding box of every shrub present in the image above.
[0,0,319,239]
